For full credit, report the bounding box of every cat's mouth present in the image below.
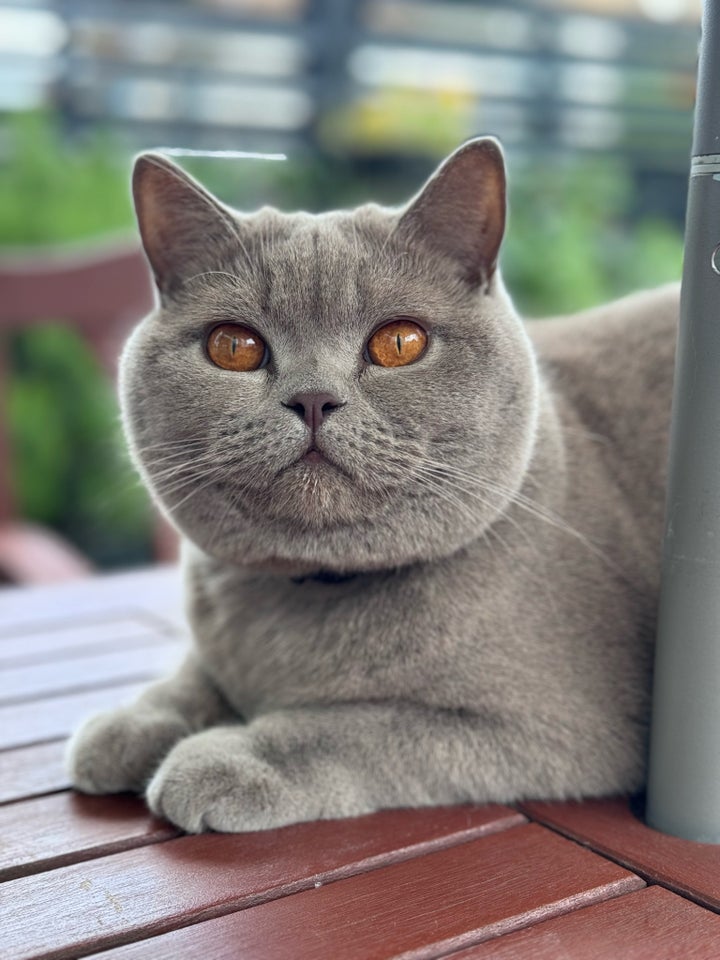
[298,440,342,470]
[294,441,353,480]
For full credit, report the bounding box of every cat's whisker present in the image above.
[412,468,561,614]
[156,464,229,512]
[150,466,217,491]
[484,477,615,572]
[152,476,203,502]
[143,444,215,461]
[410,471,491,535]
[415,456,574,532]
[404,451,616,571]
[144,450,220,477]
[135,438,208,456]
[152,461,223,497]
[561,425,612,446]
[142,449,213,469]
[183,270,247,290]
[480,475,604,549]
[411,472,516,558]
[396,464,557,612]
[412,463,535,557]
[150,457,219,492]
[143,460,203,478]
[422,469,556,574]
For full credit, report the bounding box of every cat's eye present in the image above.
[367,318,428,368]
[206,323,267,371]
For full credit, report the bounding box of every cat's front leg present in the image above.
[66,654,235,795]
[144,702,522,833]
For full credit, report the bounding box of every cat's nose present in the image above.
[284,391,344,431]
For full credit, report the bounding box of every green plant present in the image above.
[8,324,152,565]
[1,111,150,566]
[502,158,683,316]
[0,111,134,245]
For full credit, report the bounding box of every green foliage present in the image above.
[1,112,151,566]
[502,159,683,316]
[8,324,152,565]
[0,111,133,244]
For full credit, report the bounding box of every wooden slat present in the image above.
[0,566,183,635]
[0,618,177,668]
[0,642,182,705]
[0,793,177,881]
[0,741,70,804]
[0,682,147,751]
[1,804,525,960]
[87,824,643,960]
[450,885,720,959]
[521,797,720,911]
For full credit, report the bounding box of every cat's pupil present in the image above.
[231,337,238,355]
[396,334,402,354]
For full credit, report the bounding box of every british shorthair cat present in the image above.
[67,139,677,833]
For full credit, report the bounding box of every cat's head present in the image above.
[120,139,539,574]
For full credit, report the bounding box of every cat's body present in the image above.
[67,140,679,833]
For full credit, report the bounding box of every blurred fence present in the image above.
[0,0,699,177]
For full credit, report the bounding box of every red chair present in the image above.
[0,239,177,584]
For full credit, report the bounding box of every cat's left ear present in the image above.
[397,137,506,290]
[132,153,238,295]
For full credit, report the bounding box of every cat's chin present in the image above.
[165,452,514,574]
[180,490,489,576]
[261,459,367,528]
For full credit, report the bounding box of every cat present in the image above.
[66,138,678,834]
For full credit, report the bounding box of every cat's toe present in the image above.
[145,729,295,833]
[66,707,189,795]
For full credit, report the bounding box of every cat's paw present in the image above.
[66,707,189,795]
[145,727,297,833]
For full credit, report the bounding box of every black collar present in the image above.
[291,570,358,585]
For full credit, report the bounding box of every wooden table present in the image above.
[2,567,720,959]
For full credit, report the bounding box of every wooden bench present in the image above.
[2,566,719,958]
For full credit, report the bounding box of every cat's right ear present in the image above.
[396,138,506,291]
[132,153,237,295]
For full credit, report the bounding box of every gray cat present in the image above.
[66,139,678,833]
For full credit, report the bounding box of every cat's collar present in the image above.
[291,570,358,586]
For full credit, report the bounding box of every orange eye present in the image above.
[207,323,266,371]
[367,318,428,368]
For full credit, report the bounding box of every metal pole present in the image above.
[646,0,720,842]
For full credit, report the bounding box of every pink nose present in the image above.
[284,392,344,431]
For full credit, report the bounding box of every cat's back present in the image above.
[529,281,677,384]
[528,283,677,440]
[527,283,679,549]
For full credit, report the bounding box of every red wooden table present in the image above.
[2,567,719,959]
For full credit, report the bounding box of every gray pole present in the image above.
[646,0,720,842]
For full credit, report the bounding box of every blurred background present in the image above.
[0,0,700,583]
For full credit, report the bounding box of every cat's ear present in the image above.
[132,153,237,294]
[397,137,506,290]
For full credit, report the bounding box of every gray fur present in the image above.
[66,140,677,833]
